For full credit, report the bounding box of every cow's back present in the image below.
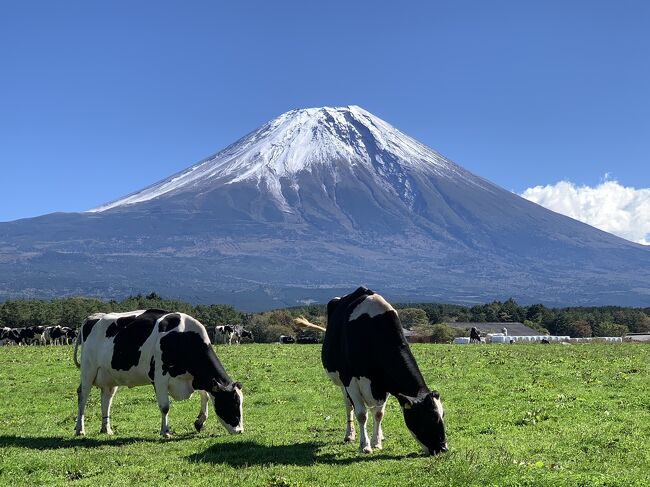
[81,310,166,385]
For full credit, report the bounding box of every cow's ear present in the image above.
[430,390,440,399]
[396,393,416,410]
[211,379,227,392]
[233,381,242,390]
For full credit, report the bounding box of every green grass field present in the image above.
[1,343,649,486]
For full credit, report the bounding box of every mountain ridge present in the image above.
[1,106,648,310]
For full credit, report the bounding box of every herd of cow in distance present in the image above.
[2,287,448,456]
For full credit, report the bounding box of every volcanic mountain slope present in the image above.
[1,106,648,309]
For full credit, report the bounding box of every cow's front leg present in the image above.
[194,390,210,432]
[155,383,172,438]
[340,386,356,442]
[346,383,371,453]
[100,386,118,435]
[370,402,386,450]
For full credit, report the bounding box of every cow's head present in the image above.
[397,390,447,455]
[211,380,243,434]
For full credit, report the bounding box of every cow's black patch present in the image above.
[158,313,181,333]
[148,357,155,382]
[110,310,168,371]
[82,319,100,341]
[106,316,135,338]
[19,328,36,340]
[159,331,211,379]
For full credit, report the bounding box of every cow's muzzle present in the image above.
[424,443,448,455]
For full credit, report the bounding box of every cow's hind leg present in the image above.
[75,367,96,436]
[370,401,387,450]
[155,383,172,438]
[100,386,118,435]
[346,381,371,453]
[194,390,209,432]
[340,386,356,442]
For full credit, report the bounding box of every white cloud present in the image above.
[521,179,650,245]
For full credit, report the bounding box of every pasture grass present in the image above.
[0,343,649,486]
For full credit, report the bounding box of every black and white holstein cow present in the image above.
[0,327,18,346]
[46,326,76,345]
[213,325,235,345]
[295,287,447,455]
[214,325,254,345]
[232,325,253,344]
[74,309,243,438]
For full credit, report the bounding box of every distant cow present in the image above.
[74,309,243,438]
[0,327,19,346]
[214,325,236,345]
[232,325,253,344]
[469,327,481,343]
[46,326,75,345]
[296,336,318,344]
[65,327,78,343]
[278,335,295,344]
[12,326,47,345]
[295,287,447,455]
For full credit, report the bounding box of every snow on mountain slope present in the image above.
[89,106,490,213]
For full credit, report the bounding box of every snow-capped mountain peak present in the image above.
[89,106,477,213]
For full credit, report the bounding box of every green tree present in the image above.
[398,308,429,329]
[592,321,629,337]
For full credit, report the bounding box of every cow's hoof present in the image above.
[74,430,85,437]
[194,419,205,432]
[371,442,382,450]
[360,446,372,454]
[161,432,172,439]
[100,428,113,435]
[344,435,355,443]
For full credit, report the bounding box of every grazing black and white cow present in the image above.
[9,327,26,345]
[65,327,78,344]
[0,327,18,346]
[295,287,447,455]
[22,326,47,345]
[214,325,236,345]
[74,309,243,438]
[278,335,295,344]
[296,335,318,344]
[46,326,75,345]
[232,325,253,344]
[469,327,481,343]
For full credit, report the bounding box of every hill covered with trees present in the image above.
[0,294,648,342]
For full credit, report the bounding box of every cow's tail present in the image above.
[294,316,326,332]
[73,331,82,369]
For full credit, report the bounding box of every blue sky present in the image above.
[2,1,649,238]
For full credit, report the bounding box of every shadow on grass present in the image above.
[188,440,408,467]
[0,432,195,450]
[189,440,322,466]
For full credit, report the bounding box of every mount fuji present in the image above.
[1,106,648,309]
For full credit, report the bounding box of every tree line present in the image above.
[0,294,648,342]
